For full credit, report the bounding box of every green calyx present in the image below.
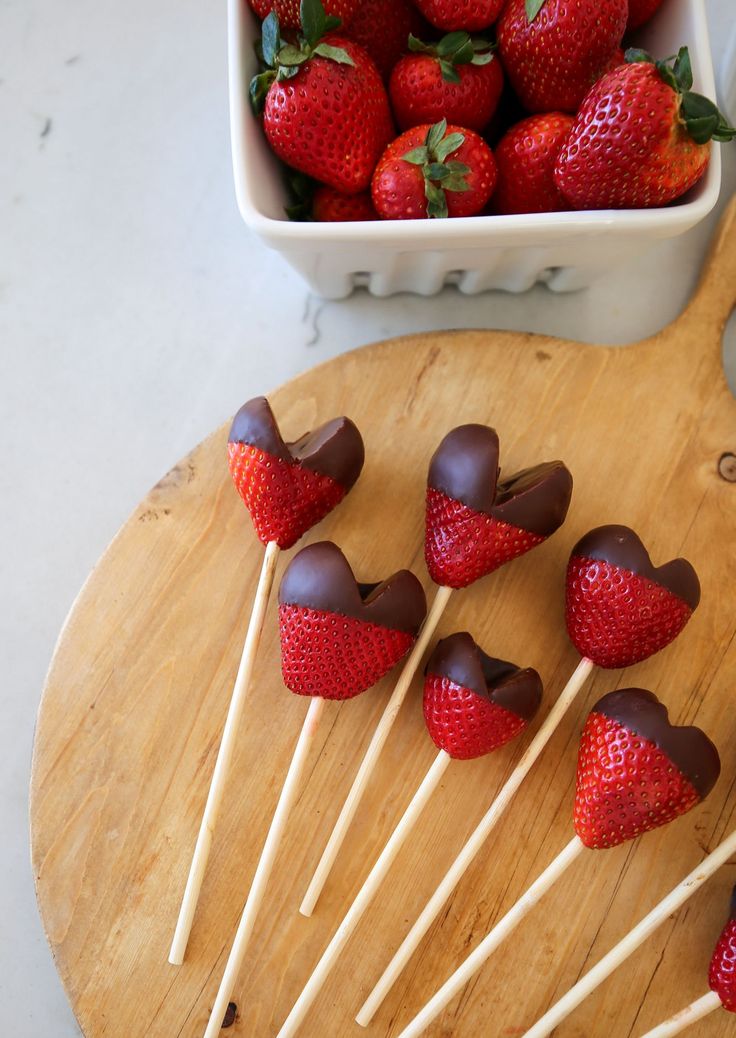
[525,0,547,23]
[625,46,736,145]
[402,119,470,218]
[249,0,353,113]
[408,31,494,84]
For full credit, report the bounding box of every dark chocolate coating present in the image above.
[278,541,427,635]
[426,632,542,721]
[427,424,572,536]
[228,397,365,489]
[572,525,701,611]
[592,689,720,800]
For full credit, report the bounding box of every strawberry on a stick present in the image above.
[276,634,541,1037]
[300,424,572,918]
[358,523,700,1026]
[202,542,426,1038]
[395,689,720,1038]
[168,398,364,966]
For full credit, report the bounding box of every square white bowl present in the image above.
[228,0,722,298]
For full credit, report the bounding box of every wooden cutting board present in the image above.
[31,197,736,1038]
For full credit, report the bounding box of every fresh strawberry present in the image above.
[251,0,393,194]
[389,33,503,132]
[372,119,497,219]
[278,542,426,699]
[627,0,667,31]
[249,0,359,31]
[709,889,736,1012]
[492,113,573,215]
[565,525,700,669]
[313,186,376,220]
[497,0,627,113]
[573,689,720,850]
[423,632,542,759]
[555,48,735,210]
[345,0,428,81]
[227,397,364,549]
[412,0,505,33]
[424,424,572,588]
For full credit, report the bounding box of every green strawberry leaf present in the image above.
[525,0,546,22]
[443,173,469,192]
[261,12,281,67]
[403,145,430,164]
[471,51,494,66]
[300,0,327,47]
[439,59,461,83]
[427,162,451,180]
[408,33,433,54]
[324,14,342,30]
[312,41,354,63]
[276,64,301,79]
[426,119,448,153]
[249,69,276,112]
[278,44,309,66]
[681,91,736,143]
[625,48,654,65]
[446,160,470,174]
[673,46,693,91]
[434,131,464,161]
[425,181,449,219]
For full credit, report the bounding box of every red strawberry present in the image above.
[497,0,627,113]
[424,424,572,588]
[423,632,542,759]
[278,542,427,699]
[345,0,428,81]
[709,889,736,1012]
[627,0,666,31]
[389,33,503,133]
[565,525,700,669]
[412,0,505,33]
[251,3,393,195]
[555,48,735,210]
[227,397,364,549]
[313,186,376,220]
[372,119,497,220]
[573,689,720,850]
[492,112,573,215]
[249,0,359,32]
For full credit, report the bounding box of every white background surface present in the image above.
[1,2,735,1035]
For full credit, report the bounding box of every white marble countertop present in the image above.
[2,1,735,1034]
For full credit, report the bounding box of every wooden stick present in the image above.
[396,836,585,1038]
[523,829,736,1038]
[356,655,594,1027]
[639,991,721,1038]
[299,583,454,917]
[277,750,452,1038]
[203,696,326,1038]
[169,539,280,965]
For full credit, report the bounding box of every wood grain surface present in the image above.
[31,197,736,1038]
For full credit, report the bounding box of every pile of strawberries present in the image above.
[248,0,734,221]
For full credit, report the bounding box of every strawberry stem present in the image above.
[402,119,470,218]
[408,31,494,84]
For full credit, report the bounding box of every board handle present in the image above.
[674,192,736,342]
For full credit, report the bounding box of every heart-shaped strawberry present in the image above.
[565,526,700,669]
[709,888,736,1013]
[278,542,427,700]
[573,689,720,850]
[423,632,542,759]
[227,397,365,550]
[424,424,573,588]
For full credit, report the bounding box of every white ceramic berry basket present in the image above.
[228,0,721,299]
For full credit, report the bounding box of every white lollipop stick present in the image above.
[203,695,326,1038]
[277,749,451,1037]
[357,655,594,1026]
[170,539,280,965]
[640,992,722,1038]
[523,828,736,1038]
[396,836,585,1038]
[299,583,454,917]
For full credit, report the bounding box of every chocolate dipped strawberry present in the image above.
[227,397,364,549]
[574,689,720,850]
[278,541,427,699]
[424,632,542,759]
[566,525,700,669]
[425,424,573,588]
[710,888,736,1012]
